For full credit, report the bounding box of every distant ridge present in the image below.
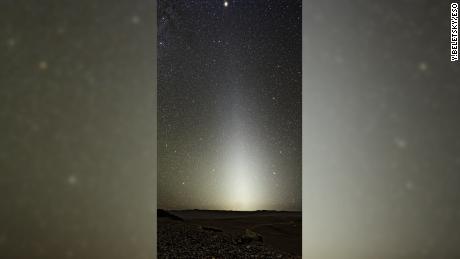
[170,209,300,213]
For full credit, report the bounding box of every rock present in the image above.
[241,229,263,243]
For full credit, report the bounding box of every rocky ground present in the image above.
[158,218,300,259]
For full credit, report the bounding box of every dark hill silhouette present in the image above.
[157,209,184,221]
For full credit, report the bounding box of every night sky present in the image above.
[158,0,302,211]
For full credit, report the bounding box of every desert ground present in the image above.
[158,209,301,258]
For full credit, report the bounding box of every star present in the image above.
[57,26,66,34]
[67,175,78,185]
[394,137,407,149]
[405,181,415,191]
[38,61,48,71]
[7,38,16,47]
[418,62,428,72]
[131,15,140,24]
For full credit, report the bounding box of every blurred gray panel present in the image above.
[303,1,460,258]
[0,1,157,258]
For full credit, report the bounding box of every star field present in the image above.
[158,0,302,211]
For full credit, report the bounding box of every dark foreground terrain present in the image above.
[158,209,301,258]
